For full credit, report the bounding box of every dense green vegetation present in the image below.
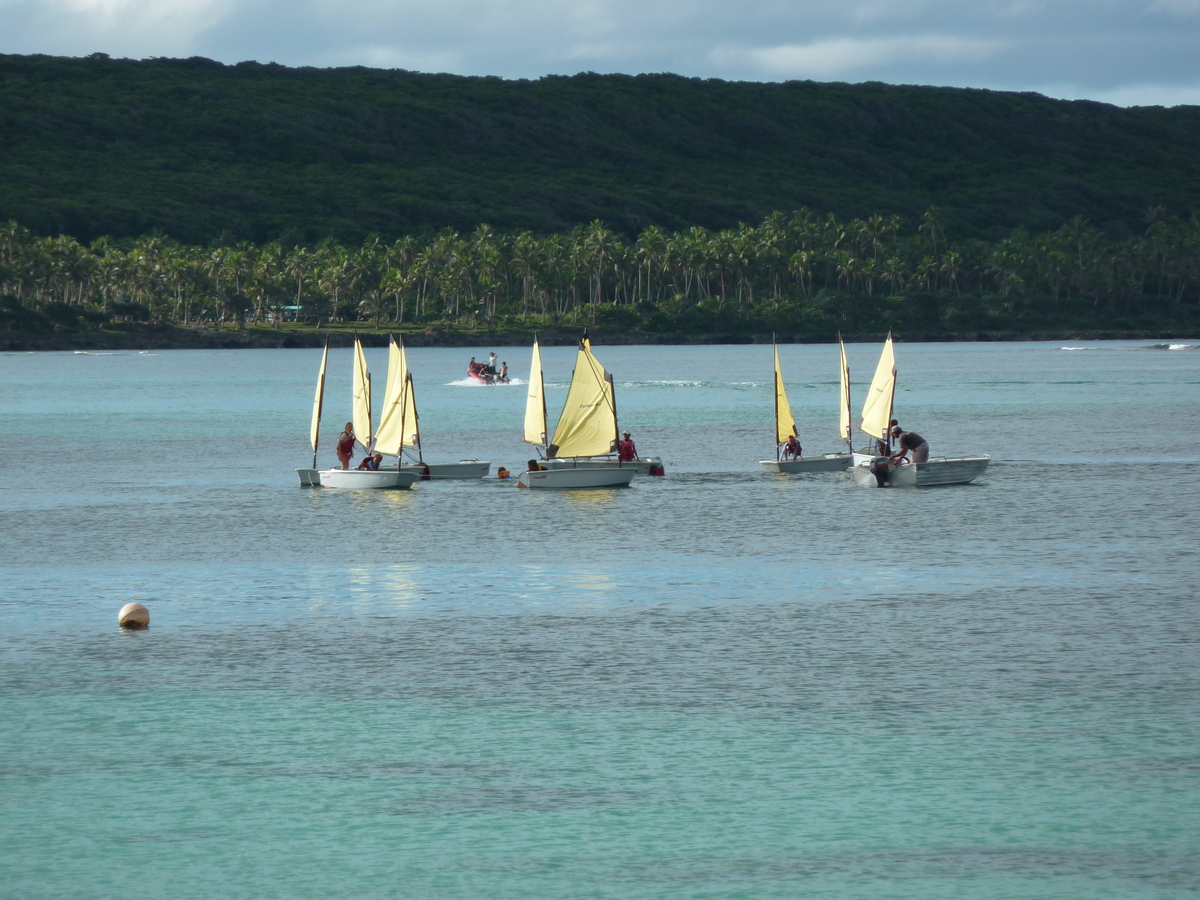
[3,53,1198,342]
[3,53,1200,248]
[3,207,1197,341]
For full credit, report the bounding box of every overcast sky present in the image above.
[1,0,1198,107]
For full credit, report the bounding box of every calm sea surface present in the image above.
[2,339,1198,899]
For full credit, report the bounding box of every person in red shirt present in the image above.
[336,422,356,469]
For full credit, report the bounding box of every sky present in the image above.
[1,0,1199,107]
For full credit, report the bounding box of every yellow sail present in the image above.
[839,337,852,443]
[859,333,896,441]
[352,337,373,450]
[309,342,328,454]
[551,338,618,458]
[523,338,547,445]
[773,342,798,444]
[400,373,419,453]
[374,336,418,454]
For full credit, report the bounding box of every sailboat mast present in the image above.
[773,337,780,461]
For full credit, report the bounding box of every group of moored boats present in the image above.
[297,333,989,491]
[759,333,990,487]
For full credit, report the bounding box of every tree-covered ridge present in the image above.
[2,53,1200,247]
[3,208,1197,337]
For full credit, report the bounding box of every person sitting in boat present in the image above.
[617,431,638,461]
[336,422,356,470]
[526,459,545,472]
[357,453,383,471]
[782,434,802,459]
[889,426,929,464]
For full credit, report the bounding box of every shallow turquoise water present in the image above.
[1,340,1198,898]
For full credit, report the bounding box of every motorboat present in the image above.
[847,334,990,487]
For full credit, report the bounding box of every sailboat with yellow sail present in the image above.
[374,336,490,480]
[296,341,328,486]
[518,336,636,489]
[318,337,419,490]
[848,333,990,487]
[758,339,851,473]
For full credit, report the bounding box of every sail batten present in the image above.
[859,333,896,441]
[773,343,798,445]
[551,338,618,458]
[523,338,547,446]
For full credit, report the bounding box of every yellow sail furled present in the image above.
[550,338,618,458]
[309,342,328,453]
[523,338,547,445]
[859,333,896,441]
[773,343,798,444]
[374,337,417,454]
[352,337,373,450]
[838,337,852,443]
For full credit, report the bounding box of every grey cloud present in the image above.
[0,0,1197,105]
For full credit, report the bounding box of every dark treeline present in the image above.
[4,207,1198,337]
[4,54,1200,248]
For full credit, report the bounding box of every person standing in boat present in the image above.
[336,422,356,470]
[499,361,509,383]
[487,352,498,375]
[889,425,929,464]
[617,431,638,462]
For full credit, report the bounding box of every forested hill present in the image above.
[3,52,1200,246]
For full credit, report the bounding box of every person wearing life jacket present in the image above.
[336,422,356,469]
[783,434,802,459]
[617,431,637,462]
[526,459,545,472]
[357,453,382,471]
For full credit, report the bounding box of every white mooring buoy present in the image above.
[118,602,149,629]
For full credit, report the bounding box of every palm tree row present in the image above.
[3,206,1198,334]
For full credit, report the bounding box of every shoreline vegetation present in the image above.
[3,208,1198,351]
[3,56,1198,348]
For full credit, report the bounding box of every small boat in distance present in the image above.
[467,354,509,384]
[517,336,635,490]
[759,338,851,474]
[847,333,990,487]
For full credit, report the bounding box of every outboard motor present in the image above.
[869,456,890,488]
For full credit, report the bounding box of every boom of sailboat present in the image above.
[298,335,990,490]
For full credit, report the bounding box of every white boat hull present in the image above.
[318,468,420,490]
[849,455,991,488]
[760,452,851,474]
[296,467,320,486]
[399,460,490,480]
[518,466,636,490]
[541,455,665,476]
